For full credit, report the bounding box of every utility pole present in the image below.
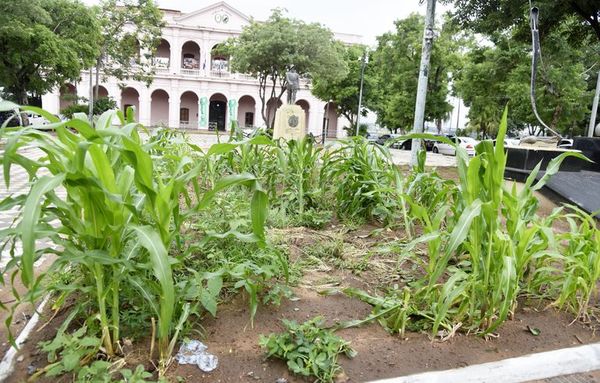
[322,100,331,145]
[355,49,368,136]
[88,67,94,125]
[410,0,436,167]
[589,70,600,137]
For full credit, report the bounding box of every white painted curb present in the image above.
[0,295,51,382]
[369,342,600,383]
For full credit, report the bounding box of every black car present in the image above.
[0,110,23,127]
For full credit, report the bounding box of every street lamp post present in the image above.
[356,49,369,136]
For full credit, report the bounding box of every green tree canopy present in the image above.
[311,44,373,134]
[365,14,462,134]
[0,0,101,104]
[223,9,347,129]
[446,0,600,43]
[95,0,164,89]
[455,23,596,138]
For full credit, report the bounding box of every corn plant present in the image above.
[337,108,591,336]
[0,106,268,376]
[324,137,398,224]
[527,205,600,321]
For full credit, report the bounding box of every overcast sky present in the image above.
[82,0,453,46]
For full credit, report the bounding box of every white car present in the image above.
[432,136,479,156]
[25,112,49,126]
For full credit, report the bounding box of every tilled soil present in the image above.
[6,239,598,383]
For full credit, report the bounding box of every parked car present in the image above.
[365,132,378,144]
[25,112,49,126]
[432,136,479,156]
[376,133,405,149]
[0,107,23,127]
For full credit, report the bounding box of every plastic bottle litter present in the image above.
[175,340,218,372]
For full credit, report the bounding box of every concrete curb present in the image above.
[369,342,600,383]
[0,295,50,382]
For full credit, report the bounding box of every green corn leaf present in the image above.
[429,199,482,285]
[19,174,65,288]
[130,226,174,342]
[251,189,268,244]
[198,173,257,209]
[206,135,273,156]
[532,151,593,192]
[20,106,60,124]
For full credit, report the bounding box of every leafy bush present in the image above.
[60,103,89,118]
[60,97,117,118]
[260,317,356,383]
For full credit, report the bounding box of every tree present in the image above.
[446,0,600,42]
[0,0,101,104]
[94,0,164,97]
[365,14,459,133]
[311,44,373,134]
[454,25,595,138]
[224,9,347,129]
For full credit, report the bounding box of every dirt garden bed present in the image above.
[5,218,599,383]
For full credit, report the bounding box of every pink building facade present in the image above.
[41,1,362,138]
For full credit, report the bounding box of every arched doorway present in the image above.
[121,87,140,121]
[59,83,77,112]
[93,85,109,99]
[209,93,227,131]
[154,39,171,69]
[210,44,229,77]
[295,99,310,132]
[266,98,282,128]
[150,89,169,127]
[181,41,200,74]
[324,102,338,138]
[238,95,256,128]
[180,91,199,128]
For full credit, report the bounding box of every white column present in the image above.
[139,88,151,126]
[203,39,211,77]
[171,37,181,76]
[41,88,61,115]
[314,102,326,137]
[78,75,89,104]
[169,97,180,129]
[337,116,347,138]
[253,104,259,128]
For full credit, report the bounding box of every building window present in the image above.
[182,53,199,69]
[211,56,229,72]
[245,112,254,127]
[180,108,190,124]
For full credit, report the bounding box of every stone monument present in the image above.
[273,68,306,140]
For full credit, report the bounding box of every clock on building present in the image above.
[214,12,230,24]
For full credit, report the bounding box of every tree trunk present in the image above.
[18,91,28,105]
[94,57,101,101]
[550,104,563,133]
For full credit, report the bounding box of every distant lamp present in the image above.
[356,49,369,136]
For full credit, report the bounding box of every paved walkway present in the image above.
[0,146,63,269]
[388,148,457,167]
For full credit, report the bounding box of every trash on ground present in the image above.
[175,340,218,372]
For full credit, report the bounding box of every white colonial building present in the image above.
[41,1,362,138]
